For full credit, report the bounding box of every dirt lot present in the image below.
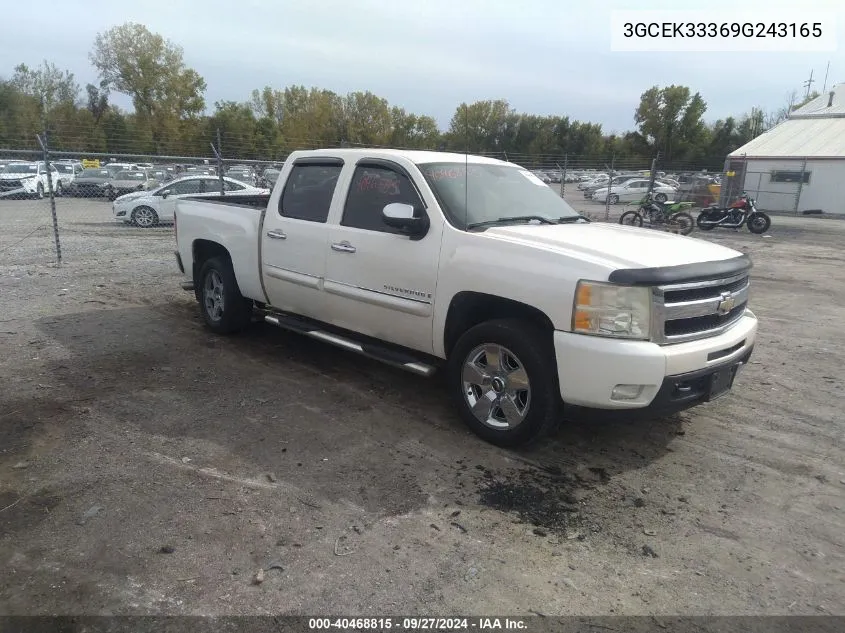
[1,196,844,616]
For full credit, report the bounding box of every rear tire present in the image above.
[448,319,560,447]
[197,256,253,334]
[619,211,644,227]
[696,211,716,230]
[669,211,694,236]
[654,192,667,202]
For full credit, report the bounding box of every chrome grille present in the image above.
[652,272,749,344]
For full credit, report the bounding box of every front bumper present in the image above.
[554,310,757,410]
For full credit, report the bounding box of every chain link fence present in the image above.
[1,132,746,267]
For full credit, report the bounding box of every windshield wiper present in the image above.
[557,214,591,223]
[466,215,559,230]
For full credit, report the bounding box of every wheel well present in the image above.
[443,292,555,357]
[191,240,231,292]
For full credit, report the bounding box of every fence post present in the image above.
[36,125,62,266]
[210,128,225,195]
[558,154,568,198]
[604,155,615,222]
[794,157,807,214]
[647,153,660,196]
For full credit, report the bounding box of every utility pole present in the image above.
[803,69,815,99]
[822,61,830,93]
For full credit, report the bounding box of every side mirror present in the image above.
[160,190,171,199]
[382,202,429,238]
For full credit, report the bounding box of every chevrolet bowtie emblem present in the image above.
[717,291,736,316]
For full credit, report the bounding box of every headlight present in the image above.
[572,281,651,340]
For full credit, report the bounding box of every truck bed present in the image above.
[175,196,268,302]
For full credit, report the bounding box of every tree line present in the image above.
[0,22,819,169]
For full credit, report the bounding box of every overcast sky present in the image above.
[2,0,842,133]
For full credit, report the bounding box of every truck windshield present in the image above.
[418,162,580,229]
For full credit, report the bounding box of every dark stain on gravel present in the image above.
[475,467,589,535]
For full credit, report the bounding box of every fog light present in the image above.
[611,384,646,400]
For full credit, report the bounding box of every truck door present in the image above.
[260,159,343,318]
[322,159,443,354]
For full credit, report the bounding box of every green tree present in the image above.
[634,85,708,164]
[10,62,79,112]
[89,22,207,152]
[207,100,258,159]
[446,99,514,153]
[388,107,440,148]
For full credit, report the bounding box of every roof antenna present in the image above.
[464,102,469,226]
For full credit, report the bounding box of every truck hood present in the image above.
[483,222,743,271]
[0,173,36,180]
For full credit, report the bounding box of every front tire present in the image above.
[35,183,44,199]
[197,257,253,334]
[747,212,771,234]
[449,319,560,447]
[607,194,619,205]
[131,205,159,228]
[55,182,63,197]
[619,210,644,227]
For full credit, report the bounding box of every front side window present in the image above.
[279,163,342,223]
[342,164,424,233]
[419,162,580,229]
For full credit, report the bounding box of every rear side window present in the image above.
[223,180,245,191]
[342,164,423,233]
[279,163,342,223]
[169,179,203,195]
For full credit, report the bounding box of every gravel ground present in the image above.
[1,195,844,616]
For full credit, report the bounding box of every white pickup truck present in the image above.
[174,149,757,446]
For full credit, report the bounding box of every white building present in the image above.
[725,83,845,214]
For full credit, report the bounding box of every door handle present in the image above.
[331,241,356,253]
[266,229,287,240]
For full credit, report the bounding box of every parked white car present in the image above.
[592,179,678,204]
[112,175,268,227]
[0,161,61,199]
[578,174,608,190]
[53,161,84,189]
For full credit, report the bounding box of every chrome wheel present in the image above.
[462,343,531,430]
[203,270,225,322]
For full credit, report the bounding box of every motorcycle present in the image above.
[619,193,695,236]
[696,193,771,234]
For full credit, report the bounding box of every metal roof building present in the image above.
[724,84,845,214]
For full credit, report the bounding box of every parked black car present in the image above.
[67,168,114,197]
